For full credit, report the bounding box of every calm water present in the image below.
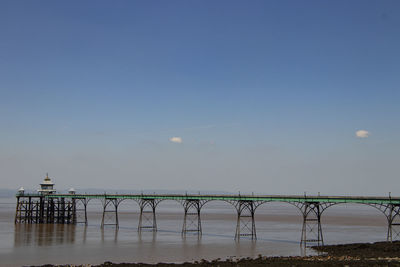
[0,197,389,266]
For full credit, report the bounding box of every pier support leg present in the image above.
[182,200,203,235]
[34,200,40,223]
[39,197,45,223]
[46,198,55,223]
[15,196,44,224]
[31,198,41,224]
[28,196,32,223]
[69,198,76,224]
[387,204,400,242]
[138,199,158,232]
[56,197,66,224]
[235,200,256,240]
[301,202,323,246]
[101,198,119,228]
[74,198,88,225]
[14,196,22,224]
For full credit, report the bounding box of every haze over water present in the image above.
[0,197,389,266]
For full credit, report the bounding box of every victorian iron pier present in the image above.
[15,192,400,246]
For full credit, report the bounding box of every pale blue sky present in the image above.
[0,1,399,195]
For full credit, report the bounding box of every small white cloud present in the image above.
[169,136,183,143]
[356,130,370,138]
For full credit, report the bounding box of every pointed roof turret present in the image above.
[41,173,55,186]
[38,173,56,194]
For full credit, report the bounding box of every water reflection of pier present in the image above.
[14,224,77,247]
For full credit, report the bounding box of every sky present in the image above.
[0,1,399,195]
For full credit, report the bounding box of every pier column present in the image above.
[387,204,400,242]
[39,197,45,223]
[235,200,257,240]
[301,202,323,246]
[46,198,56,223]
[15,196,42,224]
[56,197,66,224]
[34,199,40,223]
[62,197,76,224]
[182,200,204,235]
[73,198,88,225]
[68,198,75,224]
[14,196,23,224]
[138,199,159,232]
[28,196,32,223]
[101,198,120,228]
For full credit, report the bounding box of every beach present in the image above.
[32,241,400,266]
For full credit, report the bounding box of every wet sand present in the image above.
[32,241,400,266]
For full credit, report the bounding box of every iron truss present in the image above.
[179,199,209,236]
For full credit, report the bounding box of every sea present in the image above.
[0,197,389,266]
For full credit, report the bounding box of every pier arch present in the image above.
[320,202,400,243]
[197,199,240,238]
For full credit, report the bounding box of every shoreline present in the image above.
[33,241,400,266]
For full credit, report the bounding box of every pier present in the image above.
[14,175,400,246]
